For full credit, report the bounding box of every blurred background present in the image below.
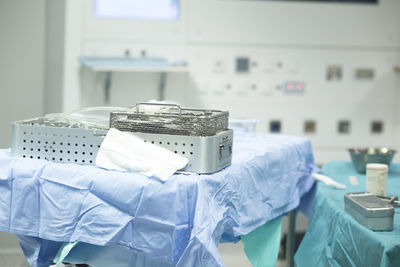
[0,0,399,266]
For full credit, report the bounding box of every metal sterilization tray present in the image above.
[11,118,107,164]
[110,103,229,137]
[344,192,394,231]
[11,118,233,174]
[132,130,233,173]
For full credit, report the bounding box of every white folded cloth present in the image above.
[95,128,188,181]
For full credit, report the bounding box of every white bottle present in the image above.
[366,163,388,196]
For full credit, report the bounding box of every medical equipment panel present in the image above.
[46,0,400,166]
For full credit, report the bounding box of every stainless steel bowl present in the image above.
[348,148,396,174]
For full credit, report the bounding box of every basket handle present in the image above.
[133,102,182,115]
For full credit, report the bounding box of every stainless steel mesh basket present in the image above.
[110,103,229,137]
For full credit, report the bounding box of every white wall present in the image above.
[44,0,65,114]
[72,0,400,165]
[0,0,45,148]
[0,0,46,262]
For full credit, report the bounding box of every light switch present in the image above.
[236,57,250,73]
[270,120,282,133]
[326,65,343,81]
[338,120,351,134]
[371,120,383,134]
[304,120,317,134]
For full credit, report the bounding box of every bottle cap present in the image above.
[366,163,388,171]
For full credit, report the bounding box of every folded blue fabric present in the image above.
[0,132,315,267]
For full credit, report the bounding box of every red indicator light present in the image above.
[287,83,295,90]
[296,83,304,90]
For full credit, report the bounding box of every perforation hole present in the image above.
[191,144,194,147]
[167,142,170,145]
[75,159,77,162]
[23,140,26,143]
[151,141,154,144]
[183,143,185,146]
[23,155,26,158]
[82,160,85,163]
[82,152,85,155]
[75,151,78,155]
[159,141,162,145]
[30,156,33,159]
[90,144,93,147]
[89,160,93,164]
[182,151,185,154]
[174,151,177,153]
[52,157,55,160]
[23,147,26,150]
[67,151,70,154]
[60,150,63,153]
[30,140,33,143]
[90,152,93,155]
[190,152,193,155]
[174,142,178,146]
[30,148,33,151]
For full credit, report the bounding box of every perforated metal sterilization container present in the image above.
[11,116,107,164]
[11,110,233,173]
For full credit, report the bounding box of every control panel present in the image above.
[185,46,398,164]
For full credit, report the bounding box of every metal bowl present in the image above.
[348,148,396,174]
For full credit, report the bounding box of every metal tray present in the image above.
[11,117,107,164]
[11,117,233,174]
[344,192,394,231]
[132,129,233,173]
[110,103,229,137]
